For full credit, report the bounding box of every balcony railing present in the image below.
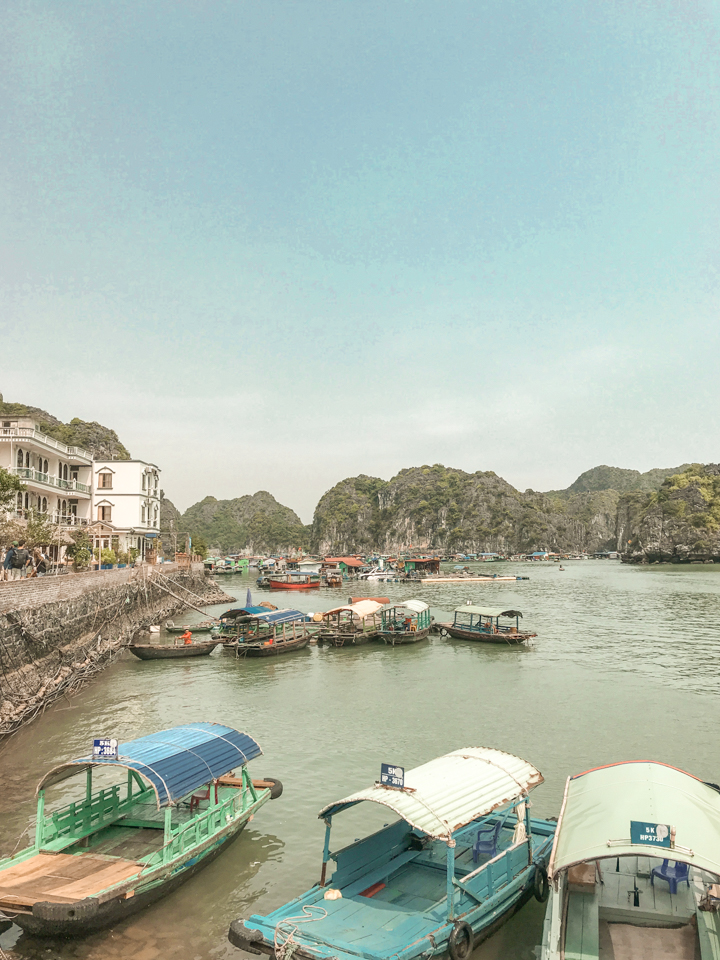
[10,508,89,526]
[0,426,91,461]
[9,467,91,494]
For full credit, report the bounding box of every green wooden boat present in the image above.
[0,723,281,937]
[165,620,216,634]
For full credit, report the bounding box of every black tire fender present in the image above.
[228,919,264,953]
[440,628,448,637]
[33,897,100,922]
[265,777,283,800]
[533,864,549,903]
[448,920,474,960]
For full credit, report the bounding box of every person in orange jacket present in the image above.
[180,629,193,645]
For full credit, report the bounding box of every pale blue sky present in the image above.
[1,1,718,519]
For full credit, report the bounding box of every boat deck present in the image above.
[564,856,717,960]
[0,788,236,912]
[0,852,141,909]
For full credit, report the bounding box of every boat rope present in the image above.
[151,573,222,622]
[274,905,328,960]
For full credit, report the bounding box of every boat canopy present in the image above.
[36,723,262,809]
[220,606,269,620]
[323,600,383,620]
[549,761,720,879]
[318,747,543,841]
[454,606,523,618]
[255,609,308,624]
[381,599,429,614]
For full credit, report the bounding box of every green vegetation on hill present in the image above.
[0,396,130,460]
[179,492,308,554]
[563,463,688,495]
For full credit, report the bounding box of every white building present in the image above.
[0,417,93,528]
[0,416,163,564]
[91,460,161,560]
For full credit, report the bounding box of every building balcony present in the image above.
[9,508,90,526]
[0,426,91,461]
[9,467,91,495]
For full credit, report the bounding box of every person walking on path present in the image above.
[1,543,16,582]
[10,542,31,580]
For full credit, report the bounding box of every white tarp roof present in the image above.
[318,747,543,841]
[383,599,429,614]
[549,761,720,879]
[322,600,383,620]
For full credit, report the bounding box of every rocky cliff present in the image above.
[618,464,720,562]
[0,396,131,460]
[179,491,308,554]
[311,463,685,555]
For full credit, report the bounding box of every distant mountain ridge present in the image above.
[562,464,690,495]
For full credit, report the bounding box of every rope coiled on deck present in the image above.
[273,905,328,960]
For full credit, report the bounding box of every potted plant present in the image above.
[100,548,117,570]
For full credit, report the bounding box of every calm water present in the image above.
[1,560,719,960]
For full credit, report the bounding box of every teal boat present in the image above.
[0,723,281,937]
[376,599,433,644]
[539,760,720,960]
[230,747,556,960]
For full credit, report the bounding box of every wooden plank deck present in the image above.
[0,852,140,909]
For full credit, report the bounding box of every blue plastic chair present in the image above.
[472,819,503,864]
[651,859,690,895]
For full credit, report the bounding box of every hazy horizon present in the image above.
[2,2,718,522]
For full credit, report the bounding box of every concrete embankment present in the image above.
[0,564,233,738]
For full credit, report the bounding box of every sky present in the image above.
[1,0,719,521]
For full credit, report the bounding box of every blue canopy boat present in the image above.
[0,723,281,937]
[230,747,556,960]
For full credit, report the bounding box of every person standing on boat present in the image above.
[180,629,193,644]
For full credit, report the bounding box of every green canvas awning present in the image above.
[549,761,720,879]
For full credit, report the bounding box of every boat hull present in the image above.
[376,626,432,645]
[438,624,535,645]
[237,636,310,657]
[317,631,376,647]
[128,641,218,659]
[266,580,320,590]
[13,818,249,938]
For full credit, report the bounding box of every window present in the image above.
[63,464,68,481]
[98,472,113,489]
[41,497,47,513]
[25,451,30,468]
[99,505,112,522]
[43,459,49,474]
[16,492,22,509]
[16,449,23,468]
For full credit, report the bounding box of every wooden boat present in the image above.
[266,573,321,590]
[317,600,383,647]
[213,608,310,644]
[128,639,219,660]
[376,599,433,645]
[0,723,281,936]
[236,634,311,657]
[437,606,536,644]
[230,747,556,960]
[539,760,720,960]
[165,619,216,634]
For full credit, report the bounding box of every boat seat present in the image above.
[342,850,422,898]
[651,859,690,895]
[189,781,218,813]
[564,891,599,960]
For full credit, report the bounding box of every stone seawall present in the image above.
[0,564,233,738]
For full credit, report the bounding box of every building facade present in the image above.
[1,418,163,563]
[0,417,93,527]
[91,461,161,560]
